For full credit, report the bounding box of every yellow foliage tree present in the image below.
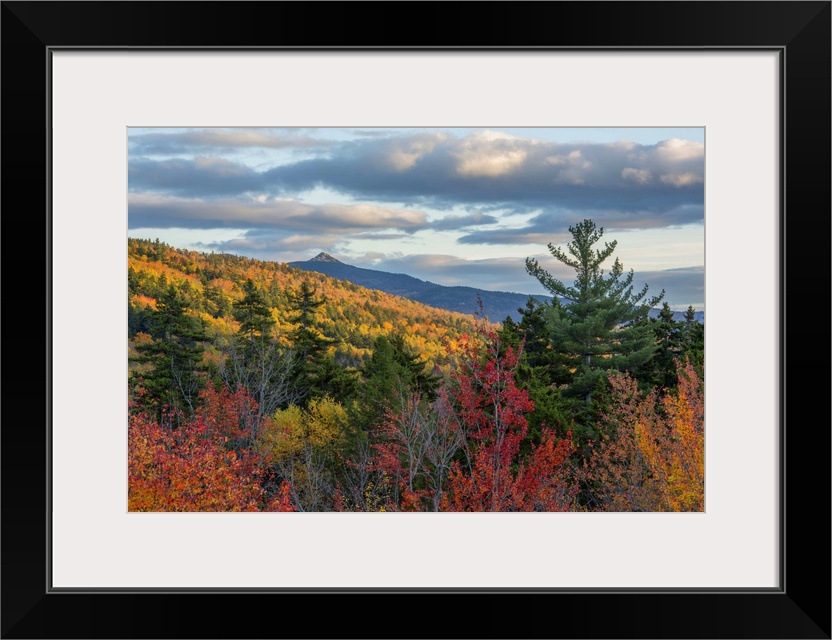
[258,397,347,511]
[584,359,704,512]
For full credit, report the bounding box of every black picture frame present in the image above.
[2,2,829,638]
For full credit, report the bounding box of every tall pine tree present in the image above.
[524,219,664,407]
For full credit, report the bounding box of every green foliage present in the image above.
[353,334,440,432]
[233,279,275,338]
[640,303,704,389]
[647,301,685,389]
[131,285,208,422]
[128,300,153,337]
[681,305,705,379]
[285,280,350,404]
[524,219,664,407]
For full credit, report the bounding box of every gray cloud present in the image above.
[195,231,343,262]
[429,212,499,230]
[457,206,704,246]
[632,266,705,310]
[267,133,704,221]
[129,158,264,196]
[128,193,429,233]
[129,131,704,230]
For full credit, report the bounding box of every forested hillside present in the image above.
[128,238,479,373]
[128,221,705,513]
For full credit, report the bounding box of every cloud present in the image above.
[260,131,704,219]
[129,157,264,196]
[386,133,447,170]
[196,231,343,261]
[544,149,592,185]
[129,128,325,155]
[457,230,572,246]
[352,232,412,241]
[128,193,429,233]
[457,206,703,246]
[453,130,531,177]
[622,167,652,184]
[368,253,551,293]
[632,266,705,309]
[656,138,704,162]
[660,172,704,187]
[430,212,499,230]
[129,131,704,226]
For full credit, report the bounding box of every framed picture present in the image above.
[3,2,829,638]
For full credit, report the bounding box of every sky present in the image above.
[128,127,705,310]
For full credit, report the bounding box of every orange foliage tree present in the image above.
[583,359,704,511]
[128,386,293,512]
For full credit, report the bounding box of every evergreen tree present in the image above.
[683,305,696,324]
[132,285,207,422]
[680,305,705,378]
[220,279,298,419]
[204,285,232,318]
[354,334,439,431]
[127,301,153,337]
[286,281,353,403]
[524,219,664,407]
[233,279,276,339]
[287,281,332,365]
[502,297,574,387]
[649,301,684,389]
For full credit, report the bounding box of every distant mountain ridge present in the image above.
[291,253,548,322]
[289,253,704,324]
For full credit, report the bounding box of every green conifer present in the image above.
[524,219,664,406]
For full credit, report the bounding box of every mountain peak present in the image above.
[310,252,342,264]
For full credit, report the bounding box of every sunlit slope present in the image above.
[128,239,483,371]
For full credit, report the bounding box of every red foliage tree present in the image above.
[128,387,295,511]
[440,323,576,512]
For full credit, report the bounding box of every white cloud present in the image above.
[387,133,446,170]
[660,172,703,187]
[454,131,529,177]
[656,138,704,162]
[621,167,652,184]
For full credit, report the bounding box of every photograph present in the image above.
[2,0,828,636]
[127,126,705,513]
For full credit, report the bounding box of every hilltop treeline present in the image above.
[128,220,704,512]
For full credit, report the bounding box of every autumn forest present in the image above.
[128,220,704,513]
